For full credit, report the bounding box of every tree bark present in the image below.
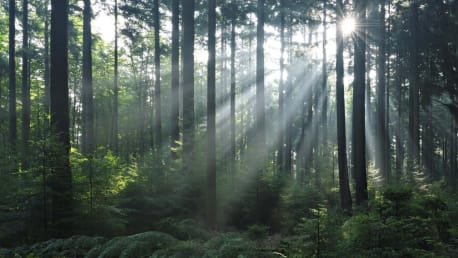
[112,0,119,153]
[321,0,328,152]
[277,0,285,172]
[182,0,195,173]
[408,0,419,169]
[154,0,162,150]
[352,0,368,206]
[207,0,217,228]
[377,0,388,182]
[336,0,352,214]
[22,0,30,169]
[256,0,265,150]
[9,0,17,152]
[44,0,50,119]
[82,0,94,154]
[50,0,72,237]
[230,10,236,171]
[170,0,180,159]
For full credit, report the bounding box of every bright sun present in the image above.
[341,17,356,36]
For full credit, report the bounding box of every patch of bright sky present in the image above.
[93,2,356,91]
[93,1,116,43]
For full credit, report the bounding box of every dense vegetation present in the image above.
[0,0,457,257]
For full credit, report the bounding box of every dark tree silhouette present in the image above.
[207,0,217,228]
[50,0,72,237]
[170,0,180,159]
[9,0,16,152]
[22,0,30,169]
[336,0,352,214]
[352,0,368,205]
[182,0,195,172]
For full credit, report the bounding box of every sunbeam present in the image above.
[341,16,356,36]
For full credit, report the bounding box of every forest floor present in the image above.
[0,228,283,258]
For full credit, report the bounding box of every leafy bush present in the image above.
[339,186,453,257]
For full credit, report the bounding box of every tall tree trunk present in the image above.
[352,0,368,205]
[9,0,17,152]
[82,0,94,154]
[451,117,457,189]
[170,0,180,159]
[365,32,372,160]
[44,0,50,118]
[321,0,328,151]
[284,18,292,175]
[82,0,94,213]
[230,11,236,170]
[50,0,72,237]
[207,0,217,228]
[256,0,265,150]
[112,0,119,153]
[408,0,419,169]
[385,0,392,182]
[22,0,30,169]
[336,0,352,214]
[277,0,285,172]
[154,0,162,150]
[395,53,404,182]
[182,0,195,173]
[377,0,388,182]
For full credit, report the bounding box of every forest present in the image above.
[0,0,457,257]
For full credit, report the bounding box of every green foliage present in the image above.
[150,240,207,258]
[281,207,342,258]
[203,232,279,258]
[338,186,455,257]
[0,236,106,258]
[280,184,326,232]
[156,218,210,241]
[86,231,177,258]
[246,224,270,240]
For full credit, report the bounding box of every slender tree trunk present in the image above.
[22,0,30,169]
[230,12,236,170]
[395,53,404,182]
[321,0,328,152]
[277,0,285,172]
[219,13,226,107]
[44,0,50,126]
[112,0,119,153]
[284,18,292,175]
[82,0,94,213]
[170,0,180,159]
[182,0,195,173]
[336,0,352,214]
[408,0,419,169]
[377,0,388,182]
[365,33,372,160]
[385,0,392,182]
[207,0,217,228]
[352,0,368,206]
[82,0,94,155]
[9,0,17,152]
[451,117,457,189]
[50,0,72,237]
[154,0,162,150]
[256,0,265,150]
